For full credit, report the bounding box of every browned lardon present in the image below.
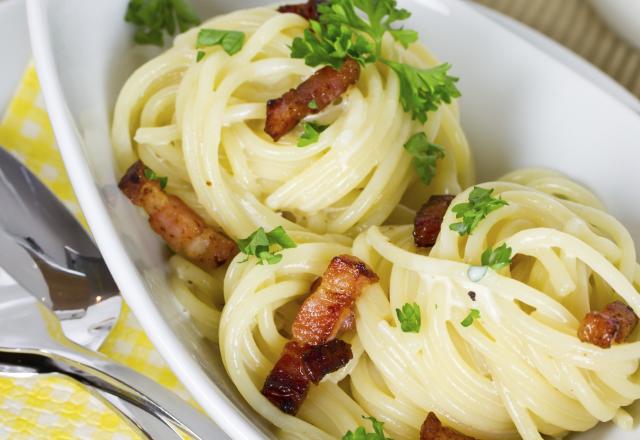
[291,254,379,346]
[261,340,352,414]
[577,300,638,348]
[414,195,455,248]
[265,57,361,141]
[420,413,476,440]
[277,0,324,20]
[262,254,378,414]
[119,161,238,270]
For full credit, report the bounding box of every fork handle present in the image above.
[0,347,226,440]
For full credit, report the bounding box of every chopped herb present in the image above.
[196,50,205,62]
[481,243,513,270]
[289,0,459,123]
[236,226,296,265]
[297,122,329,147]
[403,133,445,184]
[308,99,319,110]
[125,0,200,46]
[196,28,245,55]
[461,309,480,327]
[342,416,391,440]
[449,187,508,236]
[143,166,168,189]
[384,61,460,123]
[290,21,375,69]
[395,302,421,333]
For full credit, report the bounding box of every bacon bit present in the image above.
[261,340,352,414]
[414,195,455,248]
[420,413,476,440]
[292,254,379,346]
[262,255,378,414]
[578,301,638,348]
[265,58,361,141]
[119,161,238,270]
[277,0,324,20]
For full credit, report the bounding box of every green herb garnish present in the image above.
[143,166,168,189]
[298,122,329,147]
[196,28,245,55]
[196,50,205,62]
[290,0,459,123]
[449,187,508,236]
[461,309,480,327]
[308,99,319,110]
[125,0,200,46]
[342,416,391,440]
[403,133,445,184]
[395,302,421,333]
[481,243,513,270]
[236,226,296,265]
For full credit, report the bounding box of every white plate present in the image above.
[26,0,640,438]
[0,0,30,112]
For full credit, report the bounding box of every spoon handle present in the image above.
[0,347,225,440]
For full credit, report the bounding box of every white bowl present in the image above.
[26,0,640,438]
[590,0,640,49]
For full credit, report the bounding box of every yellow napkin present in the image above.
[0,65,191,439]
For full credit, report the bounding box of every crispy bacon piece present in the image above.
[261,340,352,414]
[420,413,476,440]
[119,161,238,270]
[414,195,455,248]
[578,301,638,348]
[265,58,361,141]
[277,0,324,20]
[291,255,379,346]
[262,255,377,414]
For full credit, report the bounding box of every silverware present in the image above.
[0,147,226,439]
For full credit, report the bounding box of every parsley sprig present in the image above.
[449,187,508,236]
[237,226,296,265]
[461,309,480,327]
[196,28,245,55]
[125,0,200,46]
[395,303,421,333]
[403,133,445,184]
[342,416,391,440]
[298,122,329,147]
[143,166,168,189]
[290,0,459,123]
[481,243,513,270]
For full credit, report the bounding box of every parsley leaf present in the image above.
[395,302,421,333]
[196,28,245,55]
[449,187,509,236]
[342,416,391,440]
[143,166,168,189]
[291,22,375,69]
[481,243,513,270]
[384,61,460,123]
[298,122,329,147]
[318,0,417,57]
[125,0,200,46]
[237,226,297,265]
[403,133,445,184]
[308,99,319,110]
[461,309,480,327]
[196,50,205,62]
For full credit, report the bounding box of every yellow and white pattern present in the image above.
[0,66,191,439]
